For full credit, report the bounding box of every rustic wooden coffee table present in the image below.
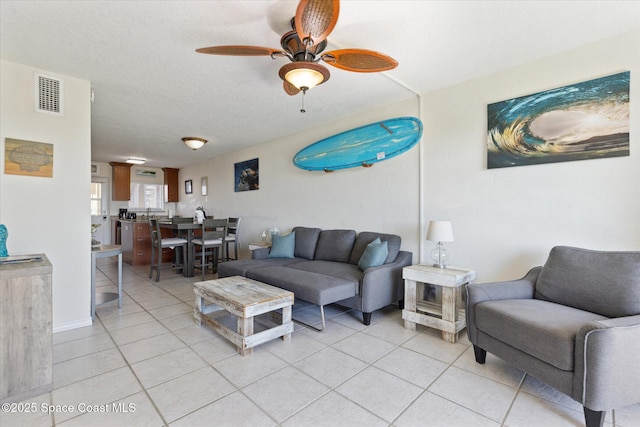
[194,276,294,355]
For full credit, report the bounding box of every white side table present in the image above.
[91,244,122,320]
[402,264,475,343]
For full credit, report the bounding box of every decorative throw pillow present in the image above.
[269,231,296,258]
[358,238,388,271]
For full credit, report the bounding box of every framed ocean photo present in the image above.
[487,71,630,169]
[234,158,259,192]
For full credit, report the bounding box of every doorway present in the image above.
[91,178,110,245]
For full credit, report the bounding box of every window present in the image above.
[129,183,164,211]
[90,183,101,216]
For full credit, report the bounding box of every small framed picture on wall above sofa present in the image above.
[234,158,259,192]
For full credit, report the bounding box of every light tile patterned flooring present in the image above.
[2,257,638,427]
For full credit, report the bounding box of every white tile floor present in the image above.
[2,257,639,427]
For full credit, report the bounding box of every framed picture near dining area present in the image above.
[201,177,208,196]
[185,179,192,194]
[234,158,259,192]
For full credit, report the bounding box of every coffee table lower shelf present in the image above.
[194,276,294,356]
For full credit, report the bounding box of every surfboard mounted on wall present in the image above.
[293,117,422,172]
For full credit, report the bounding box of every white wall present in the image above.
[0,60,92,331]
[178,97,422,261]
[422,30,640,281]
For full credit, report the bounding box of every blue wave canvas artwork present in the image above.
[487,71,630,169]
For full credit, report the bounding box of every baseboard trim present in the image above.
[53,316,92,333]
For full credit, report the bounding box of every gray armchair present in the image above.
[466,246,640,427]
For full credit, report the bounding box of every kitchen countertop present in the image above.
[117,217,168,223]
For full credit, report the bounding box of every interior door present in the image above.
[90,179,110,245]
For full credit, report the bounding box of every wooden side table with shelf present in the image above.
[402,264,475,343]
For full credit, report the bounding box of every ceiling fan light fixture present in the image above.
[182,137,207,150]
[279,62,330,91]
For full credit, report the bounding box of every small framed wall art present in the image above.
[185,179,193,194]
[4,138,54,178]
[234,158,259,192]
[201,177,208,196]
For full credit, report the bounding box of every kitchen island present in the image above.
[120,220,173,266]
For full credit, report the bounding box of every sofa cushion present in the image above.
[217,258,303,277]
[358,238,389,271]
[350,231,401,265]
[314,229,356,263]
[288,260,363,293]
[246,266,358,306]
[475,299,607,371]
[292,227,322,260]
[535,246,640,317]
[269,232,295,258]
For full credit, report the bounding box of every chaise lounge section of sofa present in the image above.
[217,226,412,329]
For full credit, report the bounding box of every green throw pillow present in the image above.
[358,238,388,271]
[269,231,296,258]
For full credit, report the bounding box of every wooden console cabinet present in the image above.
[0,254,53,403]
[120,221,173,266]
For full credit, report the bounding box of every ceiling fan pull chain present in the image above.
[300,90,306,113]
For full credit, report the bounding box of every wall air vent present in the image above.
[34,73,64,116]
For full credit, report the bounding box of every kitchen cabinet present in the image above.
[162,167,179,203]
[0,254,52,403]
[109,162,132,201]
[120,220,173,266]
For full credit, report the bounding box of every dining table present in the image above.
[158,221,202,277]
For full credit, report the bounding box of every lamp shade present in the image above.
[279,62,330,91]
[182,137,207,150]
[426,221,454,242]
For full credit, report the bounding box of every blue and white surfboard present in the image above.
[293,117,423,171]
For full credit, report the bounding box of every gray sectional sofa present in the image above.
[217,226,412,329]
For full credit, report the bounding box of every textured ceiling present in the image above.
[1,1,639,168]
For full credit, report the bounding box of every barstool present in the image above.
[148,219,188,282]
[224,217,241,261]
[191,218,227,280]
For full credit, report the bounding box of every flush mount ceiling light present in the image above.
[182,137,207,150]
[125,157,146,165]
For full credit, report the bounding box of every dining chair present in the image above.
[191,218,227,280]
[148,219,188,282]
[225,217,241,261]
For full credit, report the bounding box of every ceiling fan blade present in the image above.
[283,81,301,96]
[196,45,281,56]
[295,0,340,47]
[321,49,398,72]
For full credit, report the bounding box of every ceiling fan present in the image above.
[195,0,398,101]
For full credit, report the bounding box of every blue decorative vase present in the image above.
[0,224,8,257]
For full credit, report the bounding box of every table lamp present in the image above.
[426,221,454,268]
